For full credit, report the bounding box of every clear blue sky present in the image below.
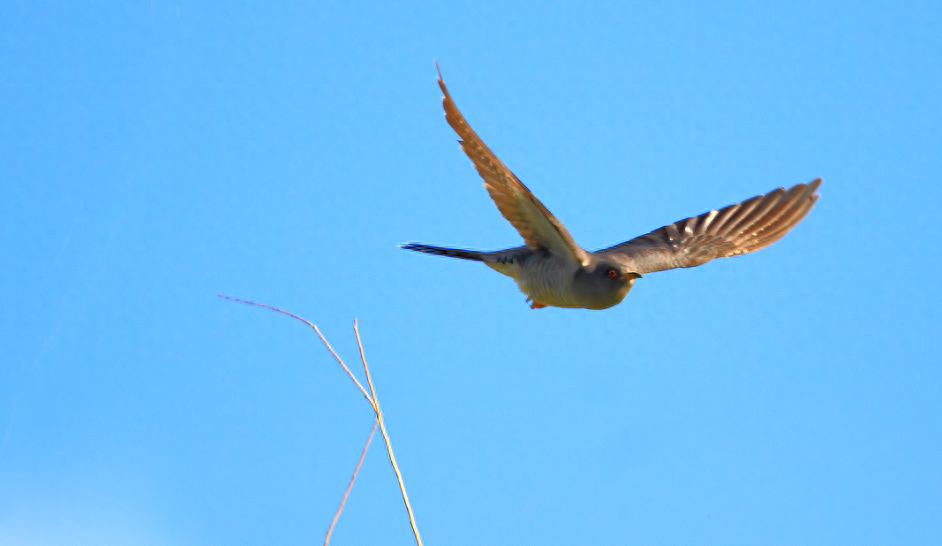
[2,1,940,545]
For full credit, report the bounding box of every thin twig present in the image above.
[221,294,423,545]
[324,418,379,546]
[218,294,372,403]
[354,320,424,546]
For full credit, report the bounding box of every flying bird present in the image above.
[403,66,821,310]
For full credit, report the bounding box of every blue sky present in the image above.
[2,1,940,545]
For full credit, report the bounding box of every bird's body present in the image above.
[403,66,821,310]
[516,252,585,308]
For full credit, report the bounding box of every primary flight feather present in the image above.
[402,66,821,310]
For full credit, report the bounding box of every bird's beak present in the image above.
[623,272,642,280]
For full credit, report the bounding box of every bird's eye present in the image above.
[607,269,618,278]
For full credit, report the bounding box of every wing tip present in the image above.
[435,60,449,97]
[807,177,823,195]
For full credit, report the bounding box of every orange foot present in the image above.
[529,300,547,309]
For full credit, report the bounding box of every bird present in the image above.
[402,65,821,310]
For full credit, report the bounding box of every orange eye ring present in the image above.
[607,269,618,278]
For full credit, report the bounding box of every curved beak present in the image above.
[622,272,642,280]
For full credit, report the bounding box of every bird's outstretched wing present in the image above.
[597,179,821,275]
[436,64,589,266]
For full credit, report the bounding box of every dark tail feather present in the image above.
[400,243,489,262]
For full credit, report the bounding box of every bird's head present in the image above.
[573,260,642,310]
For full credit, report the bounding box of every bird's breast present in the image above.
[515,256,582,308]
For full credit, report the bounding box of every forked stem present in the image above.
[220,294,424,546]
[354,320,423,546]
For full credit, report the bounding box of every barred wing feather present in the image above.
[598,179,821,275]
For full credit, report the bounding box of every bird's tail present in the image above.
[400,243,491,262]
[401,243,529,278]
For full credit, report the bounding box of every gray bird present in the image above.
[403,67,821,310]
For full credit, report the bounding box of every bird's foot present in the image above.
[527,298,547,309]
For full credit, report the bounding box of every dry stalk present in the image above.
[219,294,424,546]
[354,320,423,545]
[218,294,371,402]
[324,418,378,546]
